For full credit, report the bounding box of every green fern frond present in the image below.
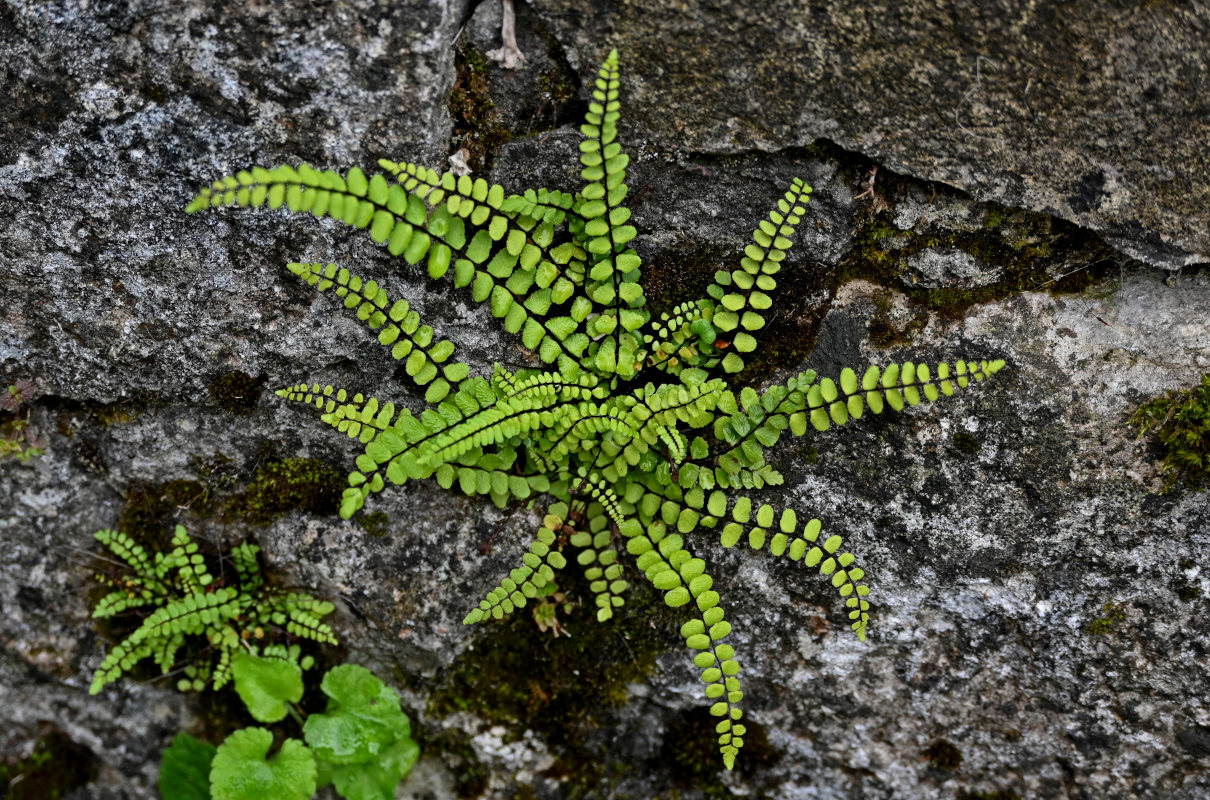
[94,529,166,593]
[787,359,1007,434]
[574,49,649,380]
[709,498,870,639]
[285,262,472,403]
[623,517,743,768]
[464,513,570,623]
[90,587,244,694]
[230,541,263,593]
[90,526,338,695]
[278,594,339,644]
[186,48,1011,770]
[92,591,148,620]
[643,300,713,375]
[189,163,595,378]
[699,178,813,374]
[569,503,626,621]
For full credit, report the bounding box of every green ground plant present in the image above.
[159,657,418,800]
[187,49,1005,767]
[90,525,337,694]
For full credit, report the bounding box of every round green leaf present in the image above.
[303,665,410,765]
[232,653,304,723]
[329,736,421,800]
[210,728,316,800]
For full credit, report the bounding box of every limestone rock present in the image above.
[531,0,1210,269]
[2,1,1210,799]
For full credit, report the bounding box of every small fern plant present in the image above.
[90,525,338,694]
[187,50,1005,768]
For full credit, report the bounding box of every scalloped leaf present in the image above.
[210,728,316,800]
[329,736,420,800]
[232,653,304,723]
[302,665,410,766]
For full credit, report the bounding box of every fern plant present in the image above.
[187,49,1005,768]
[90,525,338,694]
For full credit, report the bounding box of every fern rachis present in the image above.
[186,49,1006,769]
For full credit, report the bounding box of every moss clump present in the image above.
[191,451,241,493]
[119,451,344,540]
[538,67,576,106]
[831,144,1117,320]
[359,510,392,537]
[958,791,1022,800]
[841,210,1114,320]
[428,574,678,795]
[1085,602,1125,635]
[208,370,266,415]
[952,431,981,456]
[448,42,512,173]
[50,395,156,439]
[0,728,98,799]
[118,479,210,547]
[233,456,344,524]
[1130,373,1210,491]
[640,240,735,317]
[867,291,928,348]
[924,739,963,771]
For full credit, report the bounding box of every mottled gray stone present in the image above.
[529,0,1210,269]
[904,248,1003,288]
[3,2,1210,799]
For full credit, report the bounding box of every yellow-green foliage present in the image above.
[90,525,337,694]
[188,49,1006,768]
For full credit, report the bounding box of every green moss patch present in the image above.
[1130,373,1210,491]
[1085,602,1125,635]
[448,42,512,173]
[359,510,392,537]
[429,575,680,794]
[952,432,981,456]
[867,290,928,348]
[118,478,210,547]
[117,451,344,543]
[232,455,344,524]
[802,140,1120,324]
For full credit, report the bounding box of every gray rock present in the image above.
[529,0,1210,268]
[904,248,1003,289]
[2,2,1210,799]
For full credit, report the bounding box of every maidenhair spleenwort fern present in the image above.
[188,50,1005,769]
[90,525,337,695]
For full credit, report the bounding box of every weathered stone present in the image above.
[3,1,1210,799]
[530,0,1210,268]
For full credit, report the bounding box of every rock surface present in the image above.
[531,0,1210,269]
[2,1,1209,799]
